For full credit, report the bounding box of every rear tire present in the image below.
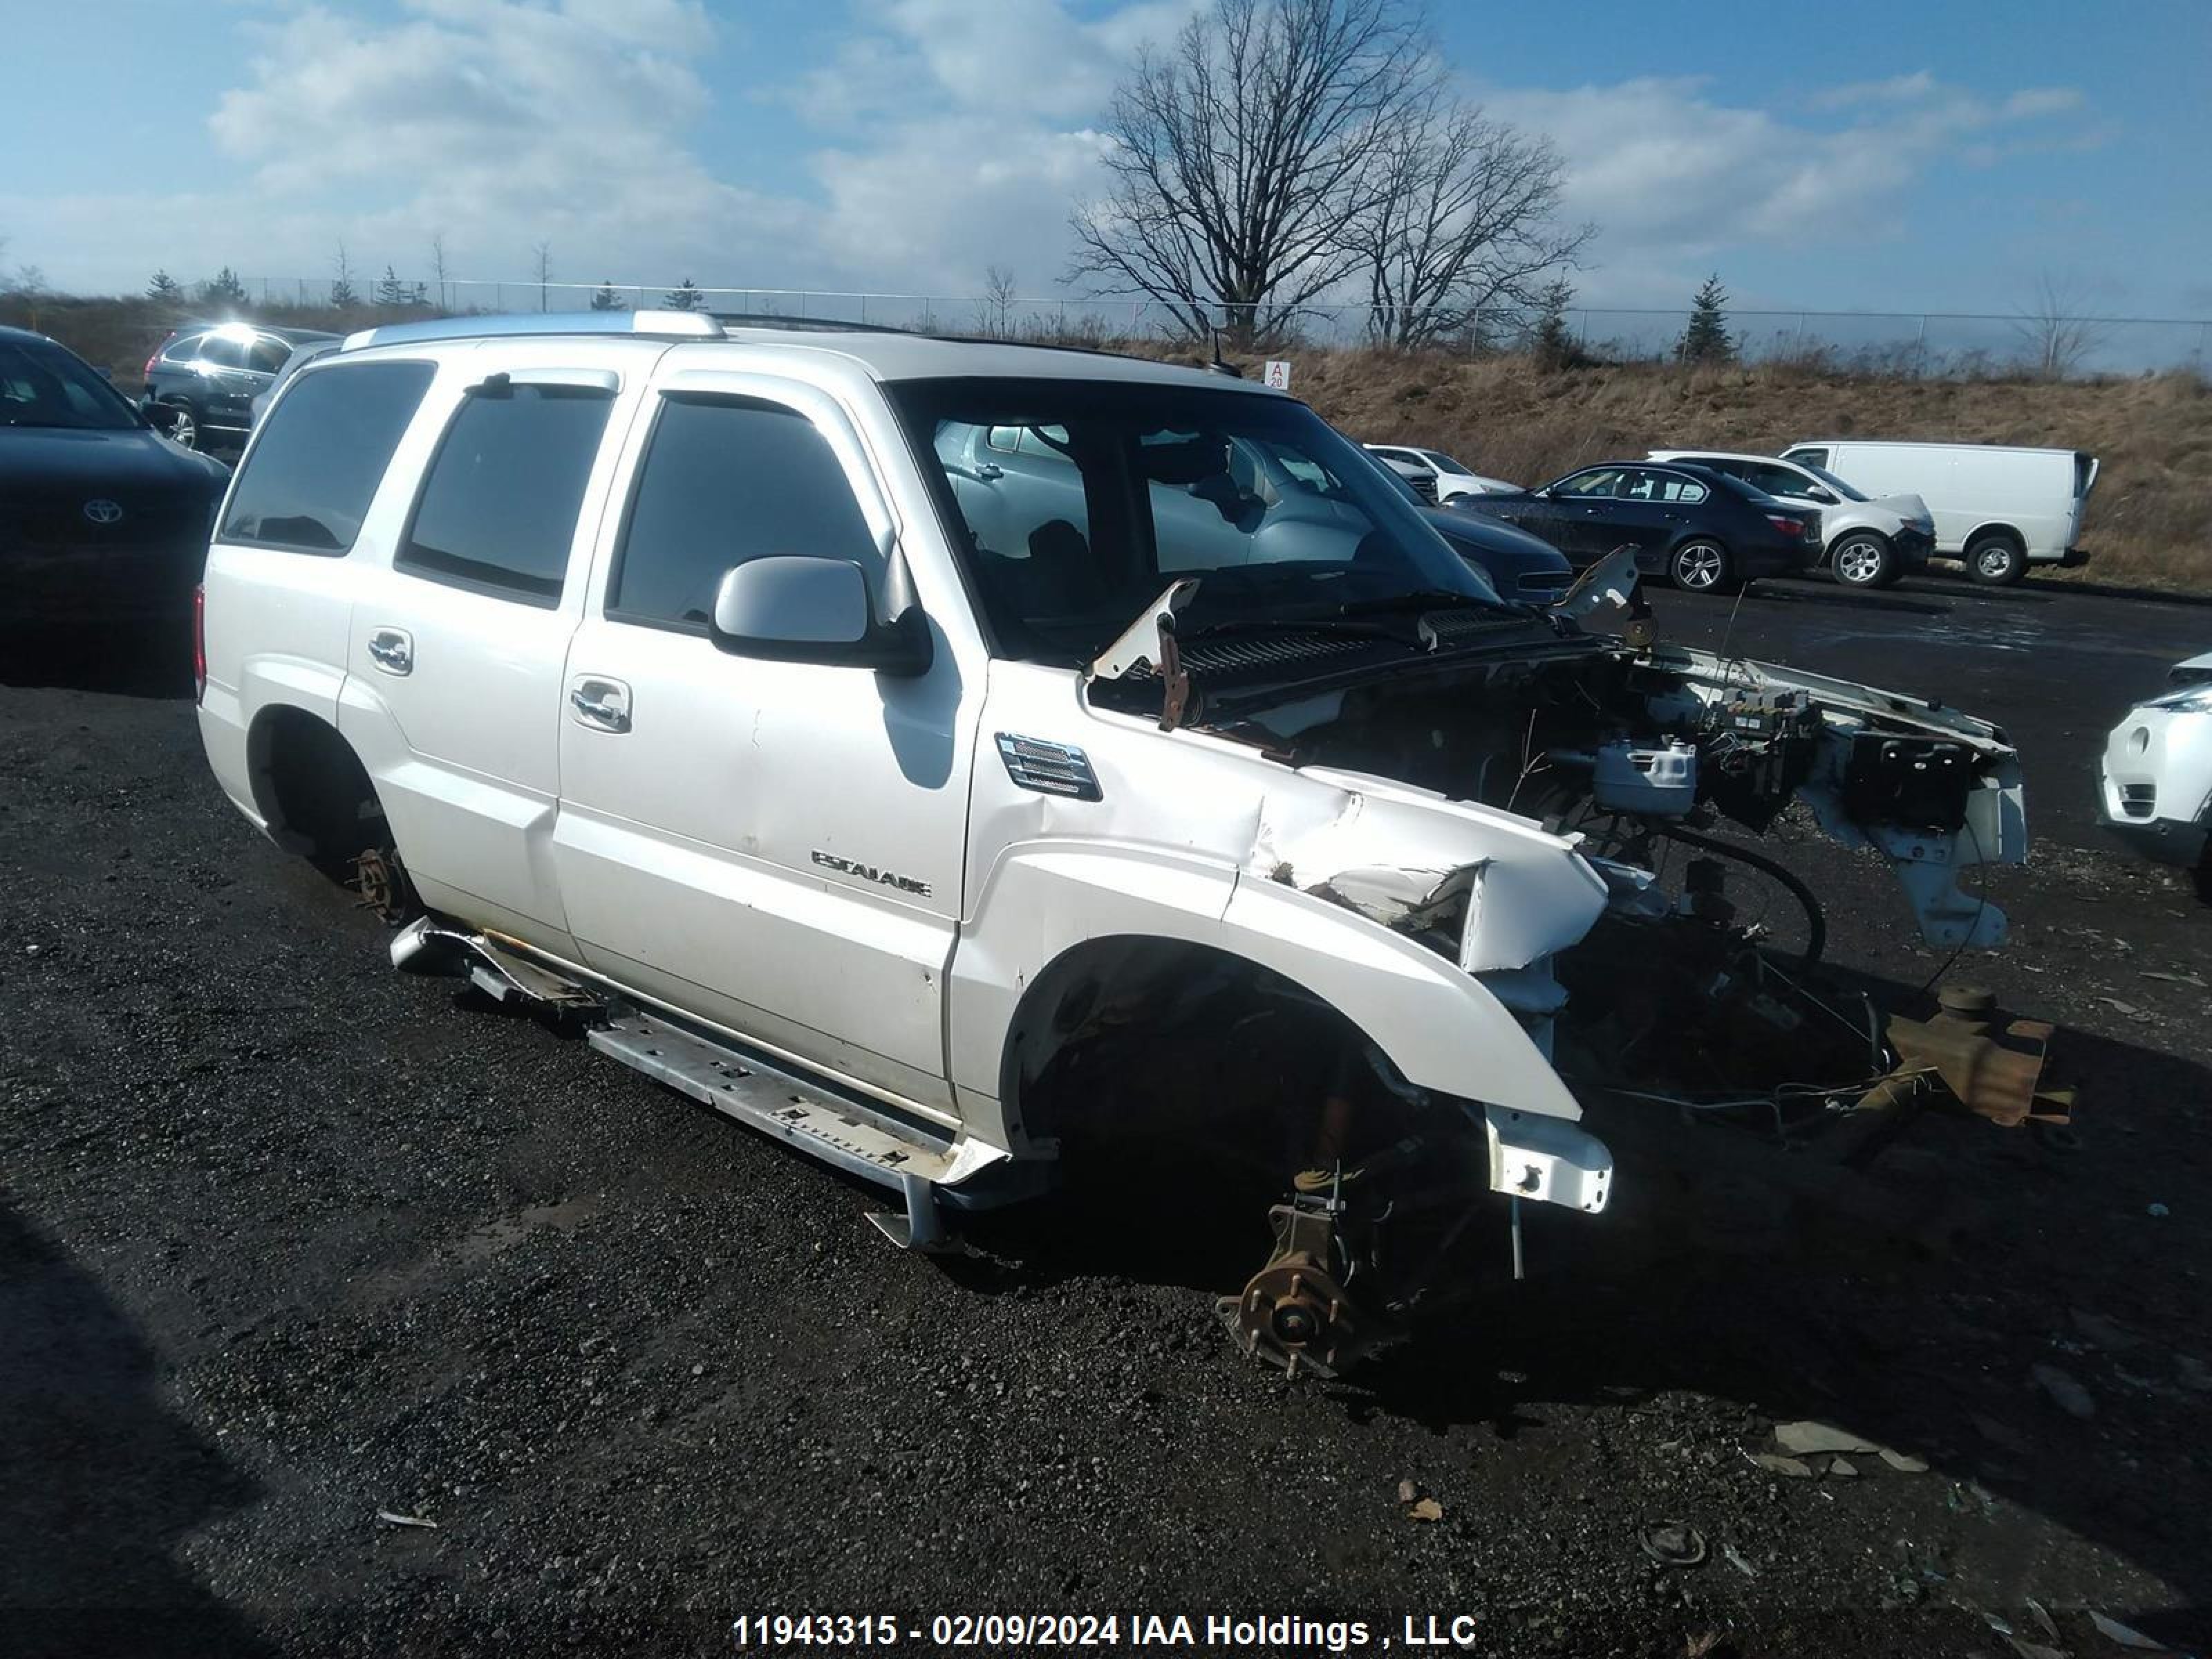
[1668,538,1734,593]
[1830,531,1895,589]
[1966,532,2027,585]
[162,398,201,450]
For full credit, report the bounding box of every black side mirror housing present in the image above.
[709,556,932,677]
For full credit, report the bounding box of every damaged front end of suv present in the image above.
[1069,556,2059,1376]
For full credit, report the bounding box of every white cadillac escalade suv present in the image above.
[198,311,2031,1373]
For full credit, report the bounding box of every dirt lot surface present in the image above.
[4,572,2209,1657]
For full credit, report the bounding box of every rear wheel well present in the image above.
[248,706,388,875]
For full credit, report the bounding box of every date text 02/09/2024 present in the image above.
[731,1613,1492,1649]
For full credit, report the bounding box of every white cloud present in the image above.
[1480,73,2090,304]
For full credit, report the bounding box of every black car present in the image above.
[1463,462,1819,592]
[1423,504,1574,603]
[2,326,232,628]
[143,321,340,452]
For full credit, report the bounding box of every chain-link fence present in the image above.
[207,276,2212,377]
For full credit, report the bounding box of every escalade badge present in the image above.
[83,499,124,524]
[812,849,931,898]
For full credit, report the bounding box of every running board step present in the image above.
[586,1010,968,1251]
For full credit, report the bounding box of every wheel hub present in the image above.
[1217,1198,1372,1378]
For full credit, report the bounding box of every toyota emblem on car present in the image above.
[82,498,124,524]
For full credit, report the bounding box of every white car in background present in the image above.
[1648,449,1936,590]
[1363,443,1518,504]
[2099,651,2212,900]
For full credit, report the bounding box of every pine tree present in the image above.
[329,241,358,309]
[1678,274,1734,364]
[374,265,411,306]
[201,267,248,306]
[1531,277,1578,370]
[662,279,704,312]
[590,281,627,312]
[148,269,183,301]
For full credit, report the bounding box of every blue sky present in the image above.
[2,0,2206,319]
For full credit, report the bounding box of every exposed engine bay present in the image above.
[1081,570,2066,1377]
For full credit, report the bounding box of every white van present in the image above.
[1779,440,2097,585]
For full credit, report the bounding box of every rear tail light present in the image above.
[144,333,172,381]
[1767,514,1806,537]
[192,584,207,704]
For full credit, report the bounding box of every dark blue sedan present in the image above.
[1461,461,1819,592]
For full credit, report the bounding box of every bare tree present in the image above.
[532,241,554,312]
[428,230,450,311]
[1067,0,1431,344]
[975,264,1019,338]
[2014,272,2106,379]
[1349,100,1589,348]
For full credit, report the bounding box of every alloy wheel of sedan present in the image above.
[1670,539,1728,591]
[1832,533,1893,588]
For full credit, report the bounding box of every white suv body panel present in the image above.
[198,321,2032,1241]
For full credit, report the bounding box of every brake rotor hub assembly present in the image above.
[355,846,411,926]
[1218,1197,1371,1379]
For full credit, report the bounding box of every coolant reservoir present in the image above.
[1592,738,1698,816]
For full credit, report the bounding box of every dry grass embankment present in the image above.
[10,293,2207,593]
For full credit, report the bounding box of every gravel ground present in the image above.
[3,576,2209,1658]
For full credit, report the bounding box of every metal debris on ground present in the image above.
[375,1510,440,1530]
[1877,1447,1931,1473]
[1827,1456,1859,1477]
[1774,1419,1880,1456]
[1752,1452,1814,1478]
[2088,1611,2171,1651]
[2032,1362,2099,1420]
[1638,1521,1707,1568]
[1721,1541,1759,1578]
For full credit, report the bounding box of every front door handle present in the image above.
[366,628,413,675]
[569,676,632,733]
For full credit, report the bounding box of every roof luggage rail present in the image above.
[341,308,725,351]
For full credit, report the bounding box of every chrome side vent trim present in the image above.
[995,733,1102,801]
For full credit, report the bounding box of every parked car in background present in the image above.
[1648,449,1934,589]
[0,324,231,630]
[1425,504,1574,603]
[2099,650,2212,901]
[144,321,341,452]
[1363,443,1519,503]
[1463,462,1818,591]
[249,337,342,429]
[1369,465,1576,603]
[1780,440,2097,585]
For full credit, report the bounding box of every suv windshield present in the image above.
[0,338,141,432]
[892,377,1503,665]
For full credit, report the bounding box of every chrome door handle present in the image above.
[569,679,631,733]
[366,629,413,675]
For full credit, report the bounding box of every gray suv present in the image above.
[142,322,340,451]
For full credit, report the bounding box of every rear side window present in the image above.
[395,382,615,606]
[610,395,881,631]
[161,333,203,364]
[220,360,435,553]
[1784,447,1828,469]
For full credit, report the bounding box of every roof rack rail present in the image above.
[711,312,910,335]
[341,308,725,351]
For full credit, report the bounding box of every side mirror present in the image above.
[709,556,932,676]
[1808,486,1837,504]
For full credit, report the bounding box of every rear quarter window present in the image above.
[395,382,617,606]
[219,359,435,554]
